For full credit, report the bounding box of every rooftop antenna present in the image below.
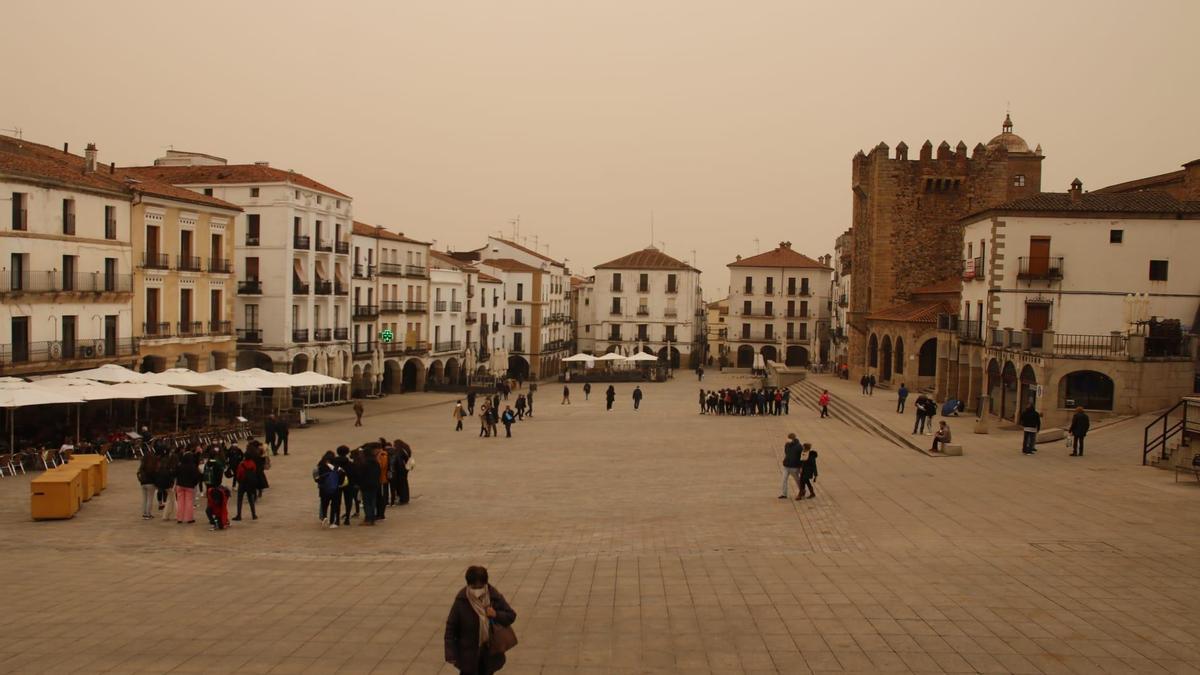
[1,126,23,139]
[754,238,760,253]
[690,249,697,268]
[508,215,520,240]
[650,210,655,247]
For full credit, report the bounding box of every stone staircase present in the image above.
[787,378,931,455]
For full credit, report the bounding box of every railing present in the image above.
[313,328,332,341]
[334,281,348,295]
[937,314,959,331]
[786,311,812,319]
[353,342,376,356]
[176,255,202,272]
[0,271,132,294]
[380,300,405,313]
[957,320,983,343]
[609,308,622,316]
[434,340,462,353]
[378,262,404,276]
[1017,256,1064,281]
[334,327,349,341]
[353,304,379,317]
[293,235,311,250]
[314,279,333,295]
[141,252,170,269]
[293,280,310,295]
[664,308,678,317]
[353,264,375,278]
[405,265,428,278]
[208,258,232,274]
[245,234,260,246]
[610,284,623,292]
[238,280,262,294]
[236,328,262,343]
[315,240,333,252]
[434,301,448,312]
[404,301,428,313]
[638,285,650,293]
[143,321,171,338]
[512,317,526,326]
[177,321,203,337]
[665,286,678,294]
[406,341,431,355]
[466,312,478,323]
[292,329,309,343]
[1054,333,1127,356]
[335,241,350,254]
[450,301,463,312]
[209,320,233,336]
[0,338,136,369]
[1144,399,1200,465]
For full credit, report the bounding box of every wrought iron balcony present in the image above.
[293,235,311,250]
[314,279,333,295]
[176,255,202,272]
[404,301,428,313]
[353,264,375,279]
[293,280,310,295]
[353,304,379,318]
[315,240,333,253]
[209,320,233,336]
[238,279,262,295]
[334,281,348,295]
[177,321,203,337]
[0,271,132,294]
[405,265,428,278]
[245,234,260,246]
[335,240,350,254]
[313,328,332,341]
[450,301,462,312]
[143,321,171,338]
[141,253,170,269]
[1017,256,1064,281]
[353,341,376,356]
[236,328,262,343]
[0,338,136,369]
[378,262,404,277]
[334,327,349,341]
[292,329,309,343]
[208,258,232,274]
[434,340,462,353]
[381,300,405,313]
[957,320,983,343]
[466,312,478,323]
[434,301,447,312]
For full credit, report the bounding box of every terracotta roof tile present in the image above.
[350,221,429,245]
[728,245,830,269]
[481,258,540,273]
[430,250,473,270]
[969,190,1200,219]
[866,300,955,324]
[477,272,503,284]
[910,277,961,296]
[124,163,351,199]
[595,247,697,271]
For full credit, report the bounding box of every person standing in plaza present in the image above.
[1020,404,1041,455]
[444,565,518,675]
[453,401,466,431]
[699,389,707,414]
[264,414,277,453]
[605,385,616,411]
[562,385,570,405]
[897,383,909,414]
[798,444,818,500]
[315,451,341,528]
[502,406,516,437]
[912,393,928,434]
[867,374,876,395]
[358,447,380,526]
[859,374,869,395]
[697,366,704,382]
[233,446,259,521]
[782,388,791,414]
[583,382,591,401]
[1069,406,1090,456]
[488,404,500,438]
[466,391,477,416]
[250,440,269,498]
[514,394,527,420]
[353,399,365,427]
[174,450,200,524]
[818,390,831,418]
[336,445,358,524]
[392,439,412,505]
[157,451,178,521]
[137,452,159,520]
[478,403,491,437]
[375,442,390,520]
[526,390,534,417]
[632,386,643,411]
[779,433,804,500]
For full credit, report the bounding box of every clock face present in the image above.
[379,329,394,343]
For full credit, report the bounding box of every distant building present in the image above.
[830,228,852,369]
[705,298,729,367]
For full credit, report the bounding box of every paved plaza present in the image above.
[1,372,1199,674]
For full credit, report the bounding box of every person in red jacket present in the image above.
[818,390,831,418]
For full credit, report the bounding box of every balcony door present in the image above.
[1025,303,1050,348]
[62,316,76,359]
[146,225,160,257]
[1028,237,1050,276]
[146,288,160,333]
[11,317,29,363]
[104,316,118,356]
[210,289,222,326]
[180,289,193,327]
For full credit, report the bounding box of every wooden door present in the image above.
[1028,237,1050,276]
[1025,304,1050,348]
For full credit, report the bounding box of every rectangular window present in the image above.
[765,324,774,339]
[744,276,753,294]
[1149,260,1168,281]
[786,322,794,339]
[611,273,622,292]
[665,325,676,341]
[1110,229,1124,244]
[11,316,29,363]
[798,323,808,340]
[516,283,524,301]
[743,300,752,315]
[61,255,77,291]
[765,277,774,295]
[787,300,795,317]
[741,323,750,339]
[764,301,773,317]
[637,324,648,341]
[800,300,808,318]
[250,187,260,198]
[104,258,117,291]
[104,205,117,239]
[180,288,193,326]
[800,278,810,295]
[787,277,796,295]
[514,308,523,325]
[638,273,649,293]
[611,297,621,314]
[245,257,259,280]
[203,188,213,196]
[11,192,28,230]
[246,214,260,245]
[62,315,77,359]
[245,304,260,330]
[1013,175,1026,187]
[667,274,677,293]
[62,198,76,235]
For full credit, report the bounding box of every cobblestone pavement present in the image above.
[1,372,1199,674]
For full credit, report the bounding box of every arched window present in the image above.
[918,338,937,376]
[894,338,905,375]
[1060,371,1115,411]
[868,334,879,368]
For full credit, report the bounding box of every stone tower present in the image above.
[846,115,1043,377]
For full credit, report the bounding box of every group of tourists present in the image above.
[700,387,789,416]
[779,432,819,500]
[136,438,269,530]
[313,437,413,528]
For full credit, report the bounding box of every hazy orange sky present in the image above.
[4,1,1197,297]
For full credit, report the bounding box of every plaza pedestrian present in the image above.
[467,391,477,415]
[605,385,615,411]
[376,441,390,520]
[779,433,804,500]
[1069,407,1090,456]
[867,374,876,395]
[202,449,229,530]
[316,451,342,528]
[514,395,527,420]
[860,374,869,395]
[335,445,358,524]
[526,390,534,417]
[913,393,929,434]
[137,452,159,519]
[697,366,704,382]
[897,383,908,413]
[562,385,571,405]
[354,399,365,427]
[157,451,178,521]
[1020,404,1041,455]
[774,389,783,415]
[783,388,790,414]
[250,440,269,497]
[264,414,277,452]
[444,565,518,675]
[632,386,643,411]
[488,405,499,438]
[921,397,937,434]
[583,382,591,401]
[502,406,516,437]
[226,443,243,489]
[798,444,818,499]
[358,446,380,526]
[391,439,413,505]
[174,450,200,524]
[479,403,492,437]
[818,390,830,418]
[233,446,259,521]
[699,389,707,414]
[453,401,467,431]
[931,421,951,453]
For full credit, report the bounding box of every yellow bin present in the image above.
[70,455,106,496]
[31,466,83,520]
[58,462,94,501]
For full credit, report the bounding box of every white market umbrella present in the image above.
[31,380,145,443]
[563,353,596,363]
[0,384,86,452]
[67,363,147,383]
[627,352,659,362]
[144,368,226,392]
[286,371,345,387]
[594,353,627,362]
[106,382,194,435]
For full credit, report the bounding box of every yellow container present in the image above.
[62,462,93,501]
[31,466,82,520]
[70,455,106,496]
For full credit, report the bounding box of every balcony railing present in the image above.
[512,317,526,326]
[434,340,462,353]
[293,280,310,295]
[292,329,309,343]
[378,262,403,277]
[353,264,375,279]
[1017,256,1064,281]
[1053,333,1128,357]
[209,320,232,336]
[335,241,350,255]
[353,342,376,356]
[0,271,132,294]
[353,304,379,318]
[314,279,333,295]
[450,301,463,312]
[315,240,333,252]
[238,279,262,295]
[466,312,478,323]
[406,341,430,355]
[141,252,170,269]
[334,281,348,295]
[177,321,203,337]
[638,285,650,293]
[611,284,623,292]
[404,301,428,313]
[665,286,678,294]
[957,320,983,343]
[0,338,136,369]
[663,308,678,317]
[637,307,650,316]
[609,308,622,316]
[405,265,428,278]
[293,235,311,250]
[380,300,404,313]
[208,258,232,274]
[236,328,262,343]
[334,327,349,341]
[434,301,447,312]
[743,286,753,294]
[176,255,202,272]
[313,328,332,341]
[143,321,171,338]
[245,234,260,246]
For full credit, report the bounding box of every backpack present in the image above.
[203,460,224,487]
[236,459,257,488]
[319,466,339,494]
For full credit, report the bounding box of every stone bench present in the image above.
[940,444,963,456]
[1036,428,1066,443]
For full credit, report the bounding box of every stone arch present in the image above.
[760,344,778,364]
[236,350,275,371]
[655,346,681,368]
[1059,370,1115,411]
[605,344,622,355]
[1019,364,1039,412]
[736,345,755,368]
[986,358,1001,416]
[291,352,310,374]
[893,338,905,376]
[917,338,937,377]
[361,363,374,397]
[428,360,445,388]
[1001,361,1018,420]
[506,355,530,381]
[445,357,461,385]
[880,335,893,381]
[785,345,809,367]
[138,354,168,374]
[383,358,403,394]
[401,358,425,392]
[867,333,879,368]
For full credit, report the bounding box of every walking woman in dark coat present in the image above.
[445,566,517,675]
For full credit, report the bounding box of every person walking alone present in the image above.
[779,433,804,500]
[583,382,591,401]
[1020,404,1041,455]
[867,374,876,395]
[860,374,869,395]
[137,452,159,520]
[466,391,477,416]
[1068,406,1090,456]
[562,385,571,405]
[798,444,818,500]
[632,386,643,411]
[453,401,466,431]
[896,383,908,414]
[353,399,365,427]
[913,393,929,434]
[818,390,831,418]
[526,390,534,417]
[605,385,616,411]
[514,395,527,420]
[444,566,518,675]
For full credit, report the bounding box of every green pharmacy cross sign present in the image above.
[379,328,395,344]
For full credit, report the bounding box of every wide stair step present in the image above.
[788,378,930,455]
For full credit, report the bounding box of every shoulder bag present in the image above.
[489,621,518,655]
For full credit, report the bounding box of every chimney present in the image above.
[1069,178,1083,202]
[84,143,97,173]
[255,161,270,167]
[109,161,115,174]
[63,142,69,153]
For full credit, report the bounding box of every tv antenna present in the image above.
[1,126,23,139]
[753,238,760,253]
